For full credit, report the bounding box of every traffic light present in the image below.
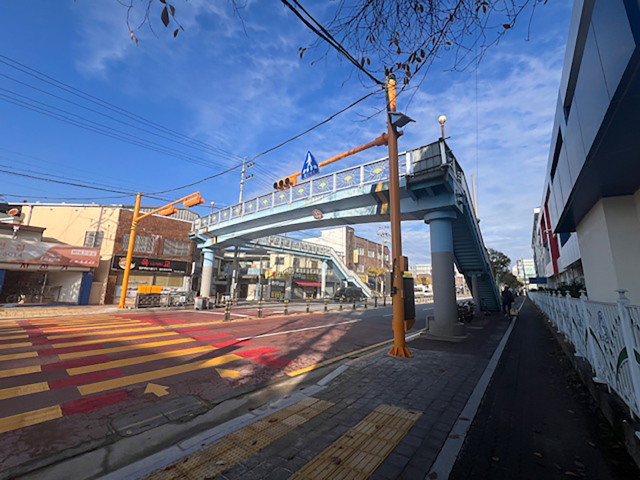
[183,194,204,208]
[273,175,298,191]
[160,206,177,216]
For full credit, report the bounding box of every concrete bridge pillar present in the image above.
[424,210,466,339]
[200,248,215,297]
[321,260,327,297]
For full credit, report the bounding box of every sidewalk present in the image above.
[137,309,513,480]
[135,299,640,480]
[449,298,640,479]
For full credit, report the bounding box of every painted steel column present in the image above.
[200,248,215,297]
[321,260,327,297]
[425,210,465,337]
[471,274,480,309]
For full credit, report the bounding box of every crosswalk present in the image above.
[0,313,290,436]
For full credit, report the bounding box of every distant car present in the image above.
[334,287,364,302]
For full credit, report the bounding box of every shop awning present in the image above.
[295,281,322,287]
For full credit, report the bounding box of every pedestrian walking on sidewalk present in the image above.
[502,286,514,316]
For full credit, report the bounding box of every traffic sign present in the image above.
[301,151,319,179]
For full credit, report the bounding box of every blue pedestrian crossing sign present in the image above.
[301,151,319,179]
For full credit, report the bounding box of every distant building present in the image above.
[532,0,640,303]
[8,203,198,305]
[511,259,536,284]
[412,264,432,277]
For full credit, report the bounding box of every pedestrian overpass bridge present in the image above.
[192,139,500,338]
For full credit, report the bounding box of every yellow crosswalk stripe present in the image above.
[0,342,32,351]
[59,338,196,360]
[0,351,38,362]
[52,332,179,349]
[0,329,26,334]
[0,365,41,379]
[68,345,219,376]
[46,321,217,339]
[0,405,62,434]
[78,354,243,396]
[0,335,29,340]
[38,322,145,333]
[0,382,49,400]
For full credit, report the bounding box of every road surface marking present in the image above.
[0,334,29,340]
[144,383,169,397]
[0,329,27,335]
[67,345,221,376]
[383,314,393,317]
[58,338,197,360]
[238,319,362,341]
[199,311,250,318]
[0,341,32,350]
[39,322,145,333]
[0,351,38,362]
[0,382,49,400]
[52,332,180,349]
[78,353,243,396]
[0,405,62,434]
[0,365,42,379]
[216,368,241,379]
[45,320,229,339]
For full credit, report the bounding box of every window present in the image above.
[385,254,389,262]
[163,239,191,257]
[357,247,365,255]
[550,129,563,180]
[275,256,285,266]
[377,252,382,259]
[122,234,155,254]
[357,265,365,273]
[83,231,104,248]
[310,260,318,269]
[293,257,300,268]
[367,251,375,258]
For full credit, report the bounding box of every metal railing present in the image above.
[529,290,640,418]
[193,150,417,231]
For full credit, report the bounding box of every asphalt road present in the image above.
[0,302,434,474]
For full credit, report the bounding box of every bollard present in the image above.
[383,295,387,307]
[352,299,356,310]
[306,296,310,314]
[339,299,343,311]
[364,297,367,309]
[324,296,328,312]
[258,297,263,318]
[374,296,378,308]
[284,298,289,315]
[224,299,231,322]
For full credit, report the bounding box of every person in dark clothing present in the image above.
[502,286,515,316]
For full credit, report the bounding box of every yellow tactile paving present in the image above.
[0,405,62,434]
[45,320,222,339]
[144,397,334,480]
[67,345,220,376]
[0,351,38,362]
[59,338,197,360]
[52,332,180,349]
[0,342,32,351]
[290,404,422,480]
[0,382,49,400]
[78,353,244,396]
[0,365,42,379]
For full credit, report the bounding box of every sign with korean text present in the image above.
[301,151,319,180]
[111,255,190,274]
[0,239,100,268]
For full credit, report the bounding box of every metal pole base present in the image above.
[389,345,412,358]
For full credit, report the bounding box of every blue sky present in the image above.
[0,0,573,267]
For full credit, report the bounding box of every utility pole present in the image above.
[230,158,254,302]
[386,74,410,358]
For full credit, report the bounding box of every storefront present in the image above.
[111,255,192,300]
[0,235,99,305]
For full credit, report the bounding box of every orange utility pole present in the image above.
[386,74,411,358]
[118,191,204,309]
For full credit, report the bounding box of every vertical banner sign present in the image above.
[301,151,319,180]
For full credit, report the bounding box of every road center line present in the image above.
[237,319,362,341]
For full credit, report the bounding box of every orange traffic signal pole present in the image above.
[118,191,203,309]
[386,74,411,358]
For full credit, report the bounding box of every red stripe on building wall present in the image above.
[61,390,130,416]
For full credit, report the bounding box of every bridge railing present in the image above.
[529,291,640,418]
[252,235,332,256]
[194,151,415,231]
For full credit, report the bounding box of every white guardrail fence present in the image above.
[529,290,640,418]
